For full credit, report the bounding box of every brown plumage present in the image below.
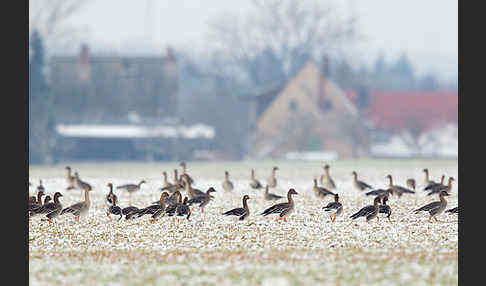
[60,186,93,221]
[319,164,336,189]
[264,185,284,201]
[415,191,449,222]
[352,171,373,191]
[313,178,334,199]
[181,174,205,199]
[222,171,234,192]
[187,187,216,213]
[261,189,298,222]
[350,197,381,223]
[249,169,263,189]
[222,195,250,221]
[267,166,279,188]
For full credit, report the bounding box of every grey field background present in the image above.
[29,159,458,285]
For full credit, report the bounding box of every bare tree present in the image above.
[29,0,91,52]
[205,0,358,87]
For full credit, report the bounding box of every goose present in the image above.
[122,206,141,220]
[30,194,57,217]
[349,196,381,223]
[175,197,191,221]
[261,189,298,222]
[28,191,45,213]
[222,195,250,221]
[352,171,373,191]
[29,194,50,215]
[33,192,63,223]
[106,192,122,221]
[159,171,173,191]
[424,175,445,192]
[187,187,216,213]
[427,177,454,196]
[406,178,416,191]
[116,180,146,204]
[414,191,449,222]
[446,206,458,214]
[322,193,343,222]
[222,171,234,192]
[73,172,92,195]
[127,192,169,220]
[423,168,438,189]
[313,178,334,199]
[386,175,415,198]
[267,166,279,188]
[65,166,76,190]
[150,192,170,223]
[319,164,336,189]
[249,169,263,189]
[181,174,205,199]
[105,183,118,208]
[160,170,184,193]
[365,188,393,198]
[264,185,284,201]
[159,171,177,193]
[60,186,93,221]
[157,190,181,206]
[179,162,194,186]
[37,179,45,193]
[165,191,183,216]
[378,195,392,222]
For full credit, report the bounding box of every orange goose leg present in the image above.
[74,217,79,222]
[333,213,337,222]
[428,216,432,223]
[107,215,112,221]
[283,217,287,222]
[377,217,379,223]
[433,217,438,222]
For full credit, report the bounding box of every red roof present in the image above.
[346,91,458,131]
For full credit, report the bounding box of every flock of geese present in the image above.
[28,163,458,225]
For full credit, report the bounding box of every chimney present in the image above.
[79,43,89,65]
[166,46,176,62]
[319,54,330,103]
[321,54,329,77]
[78,43,91,81]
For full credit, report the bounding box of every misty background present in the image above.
[29,0,458,164]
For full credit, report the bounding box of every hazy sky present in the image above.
[63,0,457,82]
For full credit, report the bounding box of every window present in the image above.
[289,100,298,112]
[320,99,333,112]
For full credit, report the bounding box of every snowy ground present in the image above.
[29,159,458,285]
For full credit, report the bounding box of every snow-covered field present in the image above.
[29,159,458,285]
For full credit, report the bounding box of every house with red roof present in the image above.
[345,90,458,157]
[346,91,458,132]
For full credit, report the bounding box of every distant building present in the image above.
[54,123,215,162]
[345,91,458,158]
[49,44,178,124]
[345,91,458,134]
[48,45,218,162]
[244,58,368,159]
